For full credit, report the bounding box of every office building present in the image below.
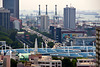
[40,15,49,32]
[50,26,55,39]
[64,5,76,29]
[3,0,19,19]
[0,8,10,29]
[56,28,62,43]
[96,27,100,67]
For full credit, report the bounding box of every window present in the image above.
[46,62,50,64]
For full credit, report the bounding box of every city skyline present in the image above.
[0,0,100,11]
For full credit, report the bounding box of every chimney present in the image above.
[55,5,57,15]
[39,5,41,15]
[46,5,48,15]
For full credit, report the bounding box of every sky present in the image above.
[0,0,100,11]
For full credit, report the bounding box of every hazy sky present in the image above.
[0,0,100,11]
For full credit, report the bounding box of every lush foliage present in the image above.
[52,57,77,67]
[47,42,55,48]
[11,59,18,67]
[30,27,53,39]
[0,26,23,49]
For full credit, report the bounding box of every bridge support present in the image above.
[10,47,12,58]
[83,40,85,49]
[27,45,28,53]
[1,47,4,55]
[42,42,44,50]
[45,44,47,52]
[5,44,6,52]
[63,42,65,52]
[68,47,70,56]
[93,42,94,47]
[24,43,26,51]
[71,41,73,49]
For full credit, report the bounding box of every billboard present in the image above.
[62,33,77,40]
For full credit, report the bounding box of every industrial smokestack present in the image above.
[55,5,57,15]
[46,5,48,15]
[39,5,41,15]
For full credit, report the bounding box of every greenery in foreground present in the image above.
[53,57,77,67]
[11,59,18,67]
[0,26,55,48]
[0,26,23,49]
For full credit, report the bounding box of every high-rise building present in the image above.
[3,0,19,19]
[40,15,49,32]
[96,27,100,67]
[0,8,10,29]
[50,26,54,39]
[56,28,61,43]
[64,5,76,29]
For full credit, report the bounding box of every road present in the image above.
[22,26,62,48]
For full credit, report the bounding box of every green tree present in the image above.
[62,57,74,67]
[47,42,54,48]
[11,59,18,67]
[72,59,77,67]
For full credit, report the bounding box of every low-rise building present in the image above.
[38,56,62,67]
[29,54,62,67]
[77,59,96,67]
[0,55,10,67]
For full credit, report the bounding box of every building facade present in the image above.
[50,26,55,39]
[77,59,96,67]
[29,54,62,67]
[0,8,10,29]
[3,0,19,19]
[40,15,49,32]
[96,28,100,67]
[56,28,62,43]
[64,5,76,29]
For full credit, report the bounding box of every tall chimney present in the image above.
[46,5,48,15]
[39,5,41,15]
[55,5,57,15]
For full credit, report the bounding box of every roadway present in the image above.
[22,26,62,48]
